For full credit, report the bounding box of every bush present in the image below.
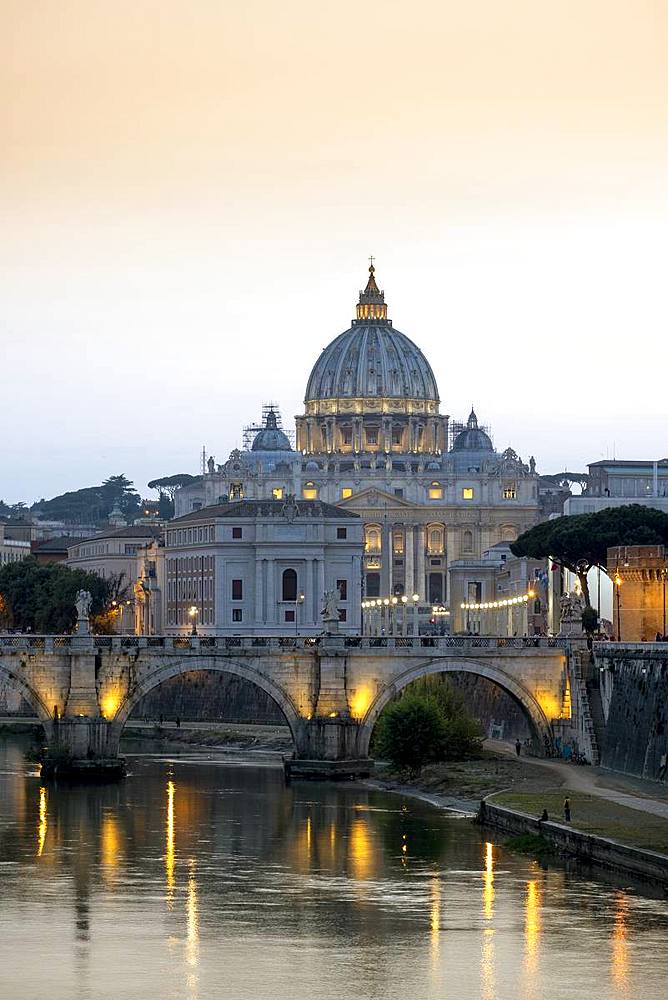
[374,694,447,776]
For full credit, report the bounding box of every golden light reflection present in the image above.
[166,779,175,905]
[186,861,199,968]
[524,879,541,975]
[329,821,336,860]
[349,816,373,881]
[101,813,120,872]
[482,841,494,920]
[430,876,441,967]
[36,786,47,857]
[611,891,629,990]
[481,928,495,1000]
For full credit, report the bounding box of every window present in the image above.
[429,573,443,603]
[232,527,242,539]
[428,482,443,500]
[392,428,403,446]
[230,482,243,500]
[192,501,202,511]
[282,568,297,602]
[366,572,380,597]
[303,482,318,500]
[366,429,378,446]
[337,526,347,539]
[338,609,347,622]
[392,529,404,555]
[340,487,353,500]
[272,487,284,500]
[503,483,517,500]
[428,526,444,555]
[232,579,243,600]
[336,579,348,600]
[467,581,482,602]
[232,609,242,622]
[394,488,404,498]
[364,525,381,553]
[462,487,474,500]
[463,529,473,552]
[285,610,295,622]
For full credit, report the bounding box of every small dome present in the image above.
[452,407,494,453]
[426,460,441,470]
[251,408,292,452]
[305,460,320,472]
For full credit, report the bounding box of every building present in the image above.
[164,499,362,635]
[67,525,163,632]
[174,264,542,617]
[608,545,668,642]
[565,459,668,515]
[0,523,31,567]
[449,542,547,635]
[31,536,84,565]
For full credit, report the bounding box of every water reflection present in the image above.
[166,778,175,904]
[36,786,47,857]
[0,740,667,1000]
[611,891,630,992]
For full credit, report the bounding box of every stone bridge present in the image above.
[0,634,575,777]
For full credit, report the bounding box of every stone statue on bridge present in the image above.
[559,590,586,637]
[75,590,92,635]
[321,588,341,634]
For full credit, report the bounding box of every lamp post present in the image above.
[614,572,623,642]
[401,594,408,635]
[661,567,667,639]
[412,593,420,637]
[188,605,198,636]
[295,592,305,635]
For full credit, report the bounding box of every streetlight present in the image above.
[614,572,623,642]
[188,605,198,636]
[295,592,305,635]
[412,593,420,637]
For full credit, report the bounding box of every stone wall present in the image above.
[597,644,668,780]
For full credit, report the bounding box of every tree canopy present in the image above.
[30,475,141,525]
[511,504,668,604]
[0,558,121,634]
[147,474,199,500]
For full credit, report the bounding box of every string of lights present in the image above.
[461,589,535,611]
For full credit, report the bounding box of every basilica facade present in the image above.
[174,265,541,618]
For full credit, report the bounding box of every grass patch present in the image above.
[491,789,668,854]
[504,833,555,861]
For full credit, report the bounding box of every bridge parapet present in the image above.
[0,634,571,654]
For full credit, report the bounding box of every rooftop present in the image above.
[171,499,360,523]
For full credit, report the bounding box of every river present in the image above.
[1,736,667,1000]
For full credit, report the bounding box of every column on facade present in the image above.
[255,559,264,625]
[416,525,426,601]
[317,559,326,615]
[381,523,393,596]
[404,525,414,597]
[266,560,276,624]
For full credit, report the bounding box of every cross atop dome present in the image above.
[355,259,388,323]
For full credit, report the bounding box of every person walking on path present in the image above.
[515,739,522,757]
[564,797,571,823]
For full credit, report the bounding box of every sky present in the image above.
[1,1,667,504]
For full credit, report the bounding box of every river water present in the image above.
[1,738,667,1000]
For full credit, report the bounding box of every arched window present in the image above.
[427,525,444,555]
[463,529,473,552]
[364,525,382,553]
[501,525,517,542]
[428,481,443,500]
[392,528,404,555]
[303,482,318,500]
[282,568,298,602]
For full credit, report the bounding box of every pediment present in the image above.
[338,487,414,509]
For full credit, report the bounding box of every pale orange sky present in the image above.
[1,1,667,501]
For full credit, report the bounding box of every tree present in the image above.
[0,558,116,634]
[147,474,199,501]
[510,504,668,606]
[31,475,141,525]
[374,694,447,776]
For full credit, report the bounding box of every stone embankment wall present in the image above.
[596,644,668,781]
[478,799,668,886]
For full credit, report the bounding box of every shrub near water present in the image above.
[374,681,484,776]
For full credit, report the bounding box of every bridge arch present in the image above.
[0,658,54,724]
[358,657,553,758]
[108,657,304,752]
